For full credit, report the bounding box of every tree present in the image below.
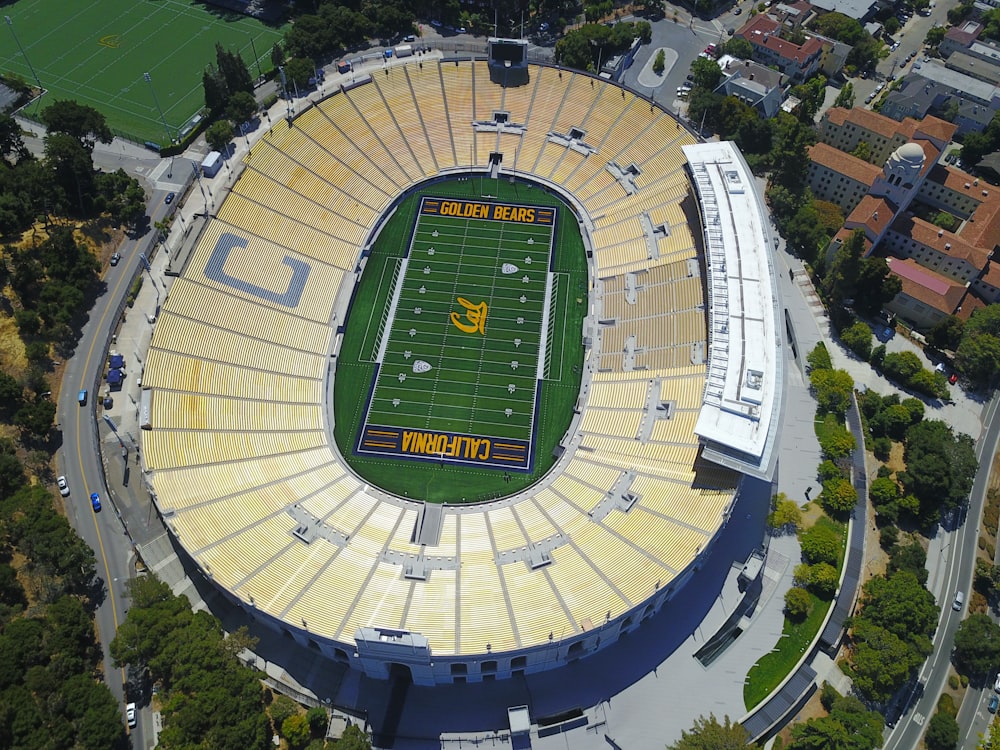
[821,476,857,515]
[722,37,753,59]
[854,257,901,317]
[40,100,112,153]
[925,26,946,46]
[869,475,899,509]
[807,342,833,372]
[788,694,883,750]
[860,570,938,654]
[801,523,841,566]
[216,43,253,98]
[768,493,802,533]
[888,540,928,584]
[850,619,923,704]
[818,421,856,460]
[227,91,258,128]
[691,56,723,90]
[271,43,285,68]
[283,57,316,93]
[928,315,964,351]
[14,398,55,441]
[785,586,811,620]
[925,711,959,750]
[336,725,372,750]
[44,132,96,215]
[840,320,872,360]
[282,715,311,748]
[810,368,854,416]
[270,695,299,730]
[902,420,977,513]
[205,121,234,153]
[306,706,328,736]
[954,614,1000,678]
[653,49,666,75]
[955,304,1000,387]
[668,714,756,749]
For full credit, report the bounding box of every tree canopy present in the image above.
[788,692,883,750]
[40,100,113,153]
[901,419,977,517]
[111,576,271,750]
[668,714,757,749]
[954,614,1000,679]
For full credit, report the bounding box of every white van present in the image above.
[953,591,964,611]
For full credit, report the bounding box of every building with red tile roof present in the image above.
[811,107,999,329]
[737,14,824,82]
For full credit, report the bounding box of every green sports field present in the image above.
[335,179,588,503]
[0,0,284,144]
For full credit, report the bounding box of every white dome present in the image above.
[895,142,925,164]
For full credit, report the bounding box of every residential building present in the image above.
[737,14,824,83]
[716,56,786,118]
[939,21,983,59]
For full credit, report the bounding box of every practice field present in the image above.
[355,197,558,472]
[0,0,284,144]
[335,179,587,502]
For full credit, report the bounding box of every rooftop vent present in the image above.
[945,243,952,250]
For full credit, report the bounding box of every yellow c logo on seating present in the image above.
[450,297,488,335]
[98,35,121,48]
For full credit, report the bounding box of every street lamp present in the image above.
[143,72,173,146]
[248,34,263,83]
[4,15,43,95]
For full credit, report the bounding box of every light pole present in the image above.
[143,72,173,146]
[4,15,43,95]
[248,34,263,83]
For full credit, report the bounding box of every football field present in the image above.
[355,197,559,472]
[0,0,283,144]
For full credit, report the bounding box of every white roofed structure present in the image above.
[682,142,783,479]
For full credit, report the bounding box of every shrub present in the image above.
[947,674,959,690]
[807,342,833,371]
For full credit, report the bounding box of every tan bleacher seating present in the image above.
[144,60,739,660]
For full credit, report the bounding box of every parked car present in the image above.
[990,694,999,714]
[110,252,121,266]
[164,192,175,204]
[90,492,102,512]
[57,476,70,497]
[126,702,137,728]
[994,670,1000,692]
[733,6,742,13]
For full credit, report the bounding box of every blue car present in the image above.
[990,694,999,714]
[90,493,101,512]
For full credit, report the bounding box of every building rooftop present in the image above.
[846,195,897,239]
[808,142,882,185]
[887,256,969,315]
[682,141,782,479]
[718,55,784,90]
[947,50,1000,85]
[944,21,984,50]
[892,214,990,269]
[739,14,823,66]
[911,60,1000,105]
[807,0,878,21]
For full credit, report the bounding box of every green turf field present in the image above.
[356,196,557,472]
[335,179,588,503]
[1,0,284,144]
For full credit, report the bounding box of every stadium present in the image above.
[139,42,783,702]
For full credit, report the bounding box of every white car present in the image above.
[994,673,1000,693]
[126,702,137,728]
[57,475,70,497]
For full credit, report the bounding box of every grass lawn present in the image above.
[1,0,284,144]
[334,178,587,503]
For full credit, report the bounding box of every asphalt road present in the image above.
[56,182,175,749]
